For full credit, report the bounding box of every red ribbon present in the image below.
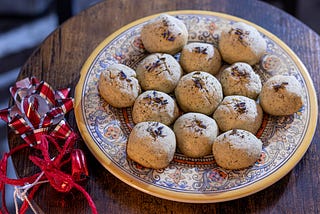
[0,77,74,145]
[0,77,97,214]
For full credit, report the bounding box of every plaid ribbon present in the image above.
[0,77,74,145]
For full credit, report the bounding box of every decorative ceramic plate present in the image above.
[75,10,318,203]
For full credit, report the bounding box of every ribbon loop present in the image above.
[71,149,89,182]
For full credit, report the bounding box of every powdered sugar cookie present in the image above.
[141,14,188,54]
[212,129,262,170]
[127,121,176,169]
[136,53,182,93]
[220,62,262,99]
[179,42,222,75]
[175,71,223,115]
[213,95,263,134]
[98,63,141,108]
[174,112,219,158]
[132,90,179,125]
[259,75,303,115]
[219,22,266,65]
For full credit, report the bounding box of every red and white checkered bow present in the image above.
[0,77,74,146]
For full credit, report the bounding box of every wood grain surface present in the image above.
[8,0,320,213]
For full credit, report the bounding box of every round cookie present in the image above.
[173,113,219,158]
[259,75,303,116]
[175,71,223,115]
[140,14,188,54]
[219,22,267,65]
[213,95,263,134]
[220,62,262,99]
[136,53,183,93]
[132,90,179,125]
[98,63,141,108]
[127,121,176,169]
[179,42,222,75]
[212,129,262,170]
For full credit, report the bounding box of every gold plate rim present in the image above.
[74,10,318,203]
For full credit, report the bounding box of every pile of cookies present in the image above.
[98,14,303,170]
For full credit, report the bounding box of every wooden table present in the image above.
[8,0,320,213]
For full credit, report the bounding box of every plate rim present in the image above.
[74,10,318,203]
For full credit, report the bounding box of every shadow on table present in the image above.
[82,156,291,214]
